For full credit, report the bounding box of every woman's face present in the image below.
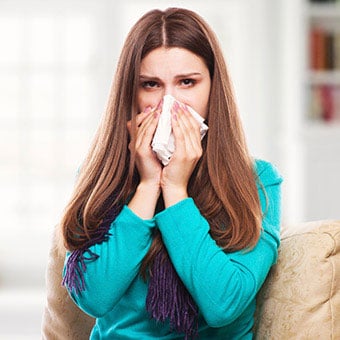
[137,47,211,119]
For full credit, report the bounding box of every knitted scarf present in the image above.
[62,205,199,339]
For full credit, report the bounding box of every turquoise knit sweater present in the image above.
[64,159,282,339]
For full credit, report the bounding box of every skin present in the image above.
[127,47,211,219]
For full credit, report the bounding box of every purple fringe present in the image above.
[62,247,99,294]
[62,202,122,295]
[146,250,199,339]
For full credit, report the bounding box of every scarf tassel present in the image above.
[146,250,199,339]
[62,207,119,294]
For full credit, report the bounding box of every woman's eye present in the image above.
[141,81,159,88]
[181,79,196,87]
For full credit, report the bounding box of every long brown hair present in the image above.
[61,8,262,277]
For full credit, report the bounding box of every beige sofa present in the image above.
[42,220,340,339]
[254,220,340,339]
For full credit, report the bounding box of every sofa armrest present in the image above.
[41,226,95,339]
[254,220,340,338]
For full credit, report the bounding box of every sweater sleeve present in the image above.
[155,160,282,328]
[63,205,155,318]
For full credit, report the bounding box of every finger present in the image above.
[172,102,199,135]
[136,110,160,148]
[179,103,201,144]
[135,112,154,148]
[138,107,158,133]
[127,106,152,135]
[171,109,187,156]
[137,102,162,135]
[136,106,153,126]
[143,110,160,141]
[173,104,200,154]
[175,112,203,162]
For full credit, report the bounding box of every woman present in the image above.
[62,7,282,339]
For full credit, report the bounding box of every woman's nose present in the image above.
[163,87,179,100]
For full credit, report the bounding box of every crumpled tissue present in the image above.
[151,94,208,166]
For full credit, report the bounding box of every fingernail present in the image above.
[173,101,180,112]
[156,99,163,110]
[181,103,188,111]
[154,111,159,118]
[145,106,152,113]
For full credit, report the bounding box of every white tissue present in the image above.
[151,95,208,166]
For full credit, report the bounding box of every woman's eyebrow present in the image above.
[174,72,202,78]
[139,75,161,81]
[139,72,202,80]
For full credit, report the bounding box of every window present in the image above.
[0,0,117,287]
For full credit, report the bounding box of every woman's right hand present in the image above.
[127,106,162,219]
[127,106,162,188]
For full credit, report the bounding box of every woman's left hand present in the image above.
[161,102,203,207]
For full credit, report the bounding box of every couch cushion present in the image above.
[254,220,340,338]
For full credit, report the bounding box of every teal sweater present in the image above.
[64,159,282,339]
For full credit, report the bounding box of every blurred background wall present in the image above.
[0,0,339,338]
